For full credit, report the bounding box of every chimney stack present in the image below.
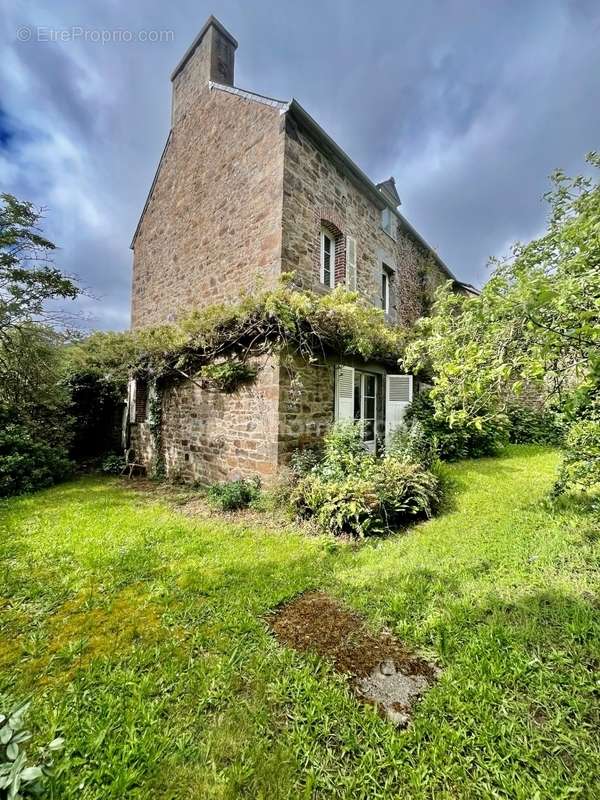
[171,16,238,123]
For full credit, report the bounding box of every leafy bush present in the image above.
[554,389,600,495]
[289,422,440,536]
[207,477,261,511]
[291,457,439,537]
[505,403,563,445]
[0,412,73,498]
[406,391,508,461]
[318,422,369,480]
[288,446,323,480]
[386,419,437,468]
[101,453,126,474]
[0,700,64,799]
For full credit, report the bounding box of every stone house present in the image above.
[128,16,475,485]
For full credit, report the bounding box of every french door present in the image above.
[353,371,380,452]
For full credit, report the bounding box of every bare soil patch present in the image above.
[267,591,440,726]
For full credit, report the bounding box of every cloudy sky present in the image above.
[1,0,599,329]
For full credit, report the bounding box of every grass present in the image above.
[0,445,598,799]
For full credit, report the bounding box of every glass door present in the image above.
[354,371,378,452]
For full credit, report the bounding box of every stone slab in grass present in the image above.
[267,591,440,727]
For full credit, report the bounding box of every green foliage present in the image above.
[554,388,600,494]
[405,153,600,482]
[406,391,508,461]
[318,422,369,480]
[505,403,563,445]
[0,700,63,799]
[197,361,258,392]
[0,194,79,335]
[101,454,126,475]
[65,281,406,392]
[207,477,262,511]
[288,446,323,480]
[290,422,440,536]
[0,408,73,498]
[386,418,437,468]
[292,457,439,537]
[146,385,165,480]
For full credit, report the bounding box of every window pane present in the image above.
[363,420,375,441]
[364,397,375,419]
[365,375,376,396]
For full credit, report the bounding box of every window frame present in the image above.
[353,369,380,452]
[320,227,336,288]
[381,207,396,240]
[381,265,392,314]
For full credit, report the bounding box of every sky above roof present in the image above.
[1,0,599,330]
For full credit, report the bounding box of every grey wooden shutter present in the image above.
[385,374,413,443]
[335,365,355,421]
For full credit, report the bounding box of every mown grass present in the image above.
[0,445,598,799]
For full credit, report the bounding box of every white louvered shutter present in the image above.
[346,236,357,290]
[335,365,355,421]
[385,374,413,443]
[127,378,137,424]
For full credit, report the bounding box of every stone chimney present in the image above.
[170,16,238,124]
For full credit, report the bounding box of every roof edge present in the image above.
[130,130,172,249]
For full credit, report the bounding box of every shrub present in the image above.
[406,391,508,461]
[0,414,73,498]
[318,421,370,479]
[207,477,261,511]
[289,422,440,537]
[505,403,563,445]
[291,458,439,537]
[554,390,600,495]
[0,700,64,799]
[288,446,323,480]
[101,453,126,475]
[386,419,437,468]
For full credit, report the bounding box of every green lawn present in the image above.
[1,445,598,799]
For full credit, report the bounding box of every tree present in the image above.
[0,193,79,337]
[0,194,80,495]
[405,153,600,490]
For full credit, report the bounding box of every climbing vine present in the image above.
[147,382,165,479]
[66,279,414,393]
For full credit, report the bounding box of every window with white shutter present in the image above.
[335,365,355,421]
[385,374,413,444]
[345,236,357,290]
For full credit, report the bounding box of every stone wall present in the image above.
[131,83,285,328]
[281,117,449,326]
[278,353,336,462]
[132,356,281,485]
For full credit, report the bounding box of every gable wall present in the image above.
[281,118,449,327]
[131,86,285,328]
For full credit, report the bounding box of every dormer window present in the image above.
[381,208,396,240]
[320,227,335,288]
